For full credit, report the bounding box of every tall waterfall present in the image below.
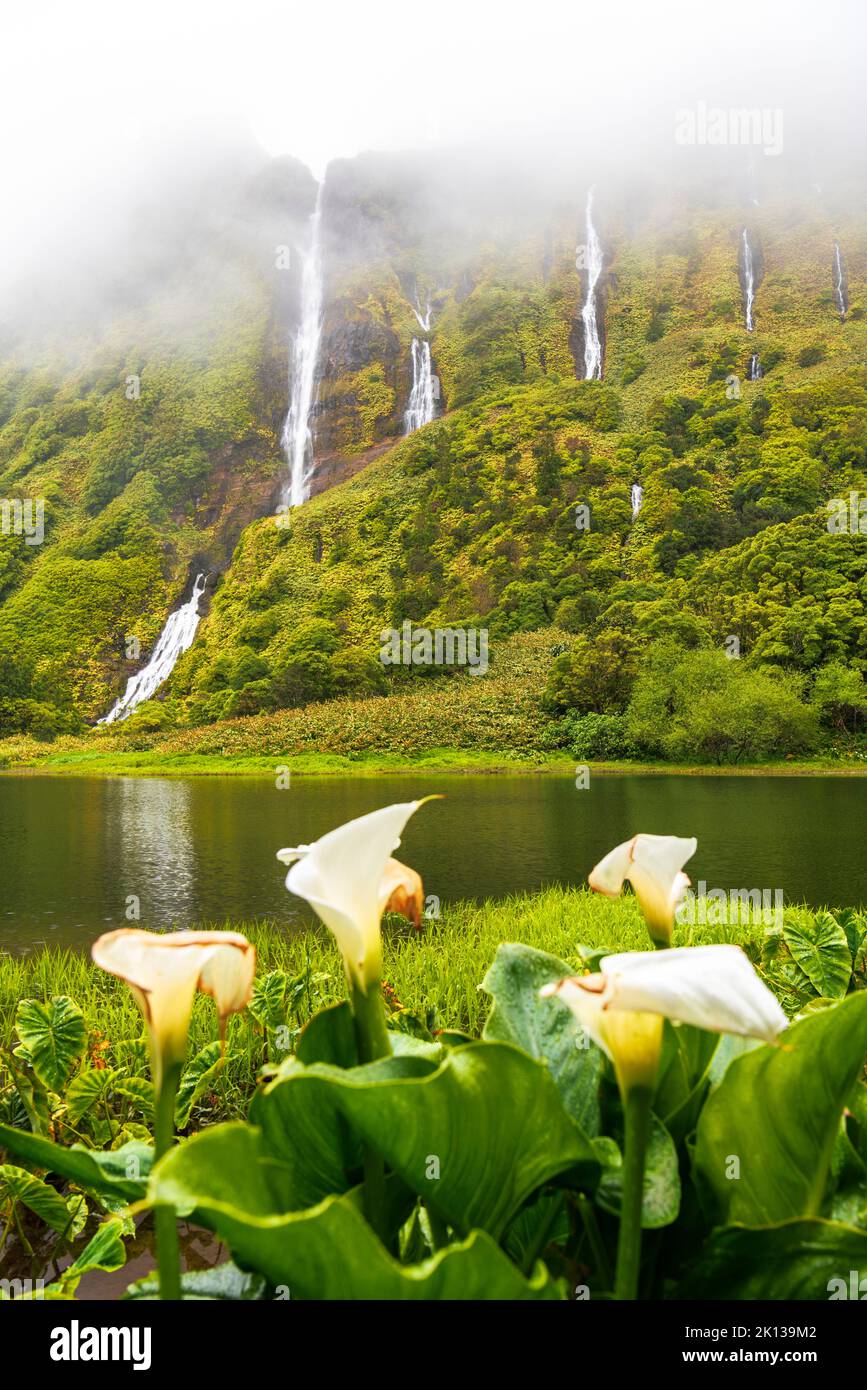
[100,574,207,724]
[581,189,604,379]
[631,484,644,519]
[741,228,756,332]
[834,242,848,321]
[281,183,325,507]
[405,337,436,433]
[748,353,763,381]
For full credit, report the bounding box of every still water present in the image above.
[0,773,864,954]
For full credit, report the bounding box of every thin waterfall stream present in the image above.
[281,182,325,506]
[581,189,604,379]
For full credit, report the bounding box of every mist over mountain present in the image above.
[0,0,865,768]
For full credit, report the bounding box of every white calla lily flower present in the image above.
[276,845,424,928]
[278,801,426,991]
[589,834,697,946]
[542,944,787,1093]
[91,928,256,1089]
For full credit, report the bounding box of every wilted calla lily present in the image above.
[91,928,256,1089]
[277,800,426,994]
[91,927,256,1302]
[542,943,786,1092]
[589,834,697,946]
[379,857,425,928]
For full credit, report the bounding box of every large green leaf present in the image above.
[254,1040,599,1237]
[114,1075,155,1120]
[0,1122,151,1199]
[295,1001,358,1068]
[0,1164,72,1233]
[149,1124,563,1300]
[175,1041,222,1128]
[683,1219,867,1300]
[654,1022,720,1143]
[248,970,289,1030]
[15,996,87,1092]
[481,943,603,1134]
[783,910,852,999]
[595,1115,681,1229]
[65,1066,120,1124]
[694,993,867,1225]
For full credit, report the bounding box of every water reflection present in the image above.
[0,773,864,953]
[107,779,197,929]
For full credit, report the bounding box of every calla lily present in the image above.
[379,857,425,928]
[277,800,426,993]
[91,927,255,1303]
[277,847,424,929]
[541,943,786,1091]
[543,943,787,1300]
[589,834,697,946]
[91,928,256,1089]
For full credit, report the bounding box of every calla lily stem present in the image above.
[153,1061,183,1301]
[614,1085,653,1300]
[350,979,392,1242]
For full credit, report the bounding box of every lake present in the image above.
[0,772,864,954]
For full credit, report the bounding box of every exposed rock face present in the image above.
[315,299,408,454]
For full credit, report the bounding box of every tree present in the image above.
[543,629,641,715]
[810,662,867,732]
[626,645,818,763]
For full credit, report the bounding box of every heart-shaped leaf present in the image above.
[15,997,86,1092]
[0,1164,72,1233]
[783,910,852,999]
[175,1041,222,1128]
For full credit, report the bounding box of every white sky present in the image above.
[0,0,860,274]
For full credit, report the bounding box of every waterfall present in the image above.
[834,242,848,321]
[412,294,432,333]
[99,574,207,724]
[748,353,763,381]
[581,189,604,379]
[281,182,325,508]
[631,483,644,519]
[404,336,436,434]
[741,227,756,332]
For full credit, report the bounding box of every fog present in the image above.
[0,0,864,313]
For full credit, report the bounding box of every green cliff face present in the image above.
[0,150,865,756]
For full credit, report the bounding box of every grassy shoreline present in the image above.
[1,887,764,1049]
[1,746,866,779]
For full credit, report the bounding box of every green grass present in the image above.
[1,745,864,778]
[0,887,766,1106]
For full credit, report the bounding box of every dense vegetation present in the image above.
[0,163,865,766]
[2,888,865,1298]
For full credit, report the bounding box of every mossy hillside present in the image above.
[604,193,867,424]
[2,174,867,742]
[0,265,286,727]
